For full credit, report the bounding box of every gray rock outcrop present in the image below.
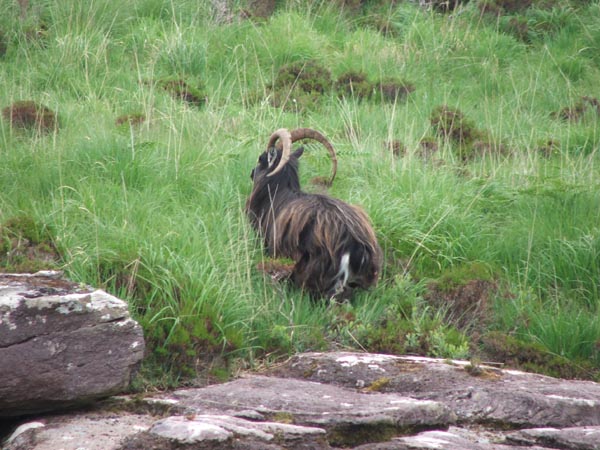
[6,351,600,449]
[270,352,600,428]
[0,271,145,417]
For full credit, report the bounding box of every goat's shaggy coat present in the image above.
[246,129,382,299]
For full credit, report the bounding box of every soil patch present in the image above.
[157,79,206,106]
[2,101,59,133]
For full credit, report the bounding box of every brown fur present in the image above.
[247,139,382,299]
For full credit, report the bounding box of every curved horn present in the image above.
[277,128,337,186]
[267,128,292,177]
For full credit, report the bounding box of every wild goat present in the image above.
[246,128,383,300]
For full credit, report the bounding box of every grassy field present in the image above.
[1,0,599,387]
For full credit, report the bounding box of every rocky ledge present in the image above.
[6,351,600,449]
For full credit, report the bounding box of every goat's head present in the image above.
[250,128,338,186]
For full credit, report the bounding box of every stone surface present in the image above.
[353,426,548,449]
[121,414,329,450]
[6,351,600,449]
[506,426,600,450]
[0,271,145,417]
[268,352,600,428]
[160,375,455,447]
[3,413,154,450]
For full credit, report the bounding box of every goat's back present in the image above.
[267,194,382,295]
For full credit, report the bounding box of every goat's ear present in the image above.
[293,146,305,159]
[267,148,278,168]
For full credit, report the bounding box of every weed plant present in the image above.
[1,0,600,386]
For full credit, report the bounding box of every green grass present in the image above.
[1,0,600,386]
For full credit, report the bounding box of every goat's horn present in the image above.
[266,128,292,177]
[278,128,337,186]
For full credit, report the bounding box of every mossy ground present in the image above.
[2,101,58,133]
[0,215,60,273]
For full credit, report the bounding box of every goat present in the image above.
[246,128,383,300]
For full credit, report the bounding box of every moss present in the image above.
[0,215,60,273]
[274,60,332,95]
[364,377,391,392]
[0,30,7,58]
[552,96,600,122]
[583,96,600,115]
[418,137,440,159]
[269,60,332,112]
[2,100,59,133]
[2,215,43,244]
[536,139,561,157]
[336,71,373,100]
[269,88,321,113]
[115,113,146,128]
[139,303,244,385]
[428,0,471,12]
[384,139,406,157]
[477,0,568,42]
[302,362,319,379]
[241,0,277,19]
[270,412,295,424]
[336,73,415,103]
[430,105,479,146]
[425,263,498,333]
[434,262,495,292]
[477,0,533,15]
[471,138,510,158]
[373,78,415,103]
[429,106,507,160]
[503,16,531,42]
[327,423,399,448]
[464,358,502,379]
[158,78,206,106]
[552,101,588,121]
[327,421,443,448]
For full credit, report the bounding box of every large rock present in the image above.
[0,271,145,417]
[7,351,600,449]
[269,352,600,428]
[158,375,455,447]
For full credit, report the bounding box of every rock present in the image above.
[3,412,154,450]
[7,351,600,449]
[352,426,549,449]
[0,272,145,417]
[506,426,600,450]
[156,375,455,448]
[269,352,600,428]
[121,414,329,450]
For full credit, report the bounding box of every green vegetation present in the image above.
[1,0,599,387]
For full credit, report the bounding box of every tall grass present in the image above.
[1,0,600,384]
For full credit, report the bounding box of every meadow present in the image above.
[1,0,599,387]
